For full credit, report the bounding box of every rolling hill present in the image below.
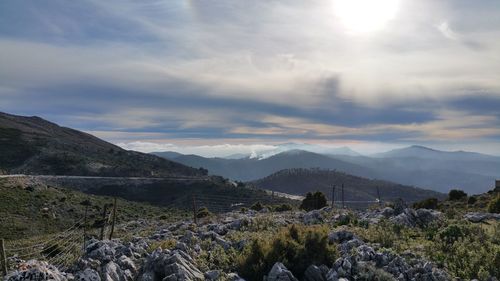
[250,168,445,204]
[0,112,203,177]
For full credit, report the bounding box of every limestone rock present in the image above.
[304,265,325,281]
[140,249,204,281]
[5,260,67,281]
[266,262,298,281]
[74,268,101,281]
[464,212,500,223]
[303,210,324,225]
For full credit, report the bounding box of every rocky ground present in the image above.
[4,203,499,281]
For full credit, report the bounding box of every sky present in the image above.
[1,0,500,156]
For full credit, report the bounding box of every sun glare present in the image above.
[334,0,400,33]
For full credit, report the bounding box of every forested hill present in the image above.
[251,168,445,203]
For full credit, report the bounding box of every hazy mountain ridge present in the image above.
[155,146,500,194]
[0,112,203,177]
[153,149,375,182]
[250,168,444,203]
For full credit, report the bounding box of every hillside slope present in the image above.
[251,168,445,203]
[0,112,203,177]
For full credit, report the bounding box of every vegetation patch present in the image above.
[237,224,338,280]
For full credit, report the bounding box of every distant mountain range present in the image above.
[220,143,361,159]
[154,146,500,194]
[251,168,444,203]
[0,112,203,177]
[153,149,374,182]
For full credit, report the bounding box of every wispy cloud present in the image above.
[1,0,500,155]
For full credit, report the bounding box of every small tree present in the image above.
[413,198,438,209]
[196,207,212,218]
[274,204,293,212]
[300,191,328,211]
[448,189,467,201]
[467,196,477,205]
[250,202,264,211]
[487,195,500,213]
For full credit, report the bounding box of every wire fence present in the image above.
[2,219,85,272]
[0,186,387,276]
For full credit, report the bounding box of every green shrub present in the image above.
[274,204,293,212]
[238,224,337,280]
[362,219,398,248]
[487,195,500,213]
[429,223,500,279]
[334,212,357,227]
[250,202,264,211]
[300,191,327,211]
[448,189,467,201]
[196,207,212,218]
[467,196,477,205]
[438,225,464,245]
[413,198,438,209]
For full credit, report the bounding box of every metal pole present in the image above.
[0,239,7,277]
[109,198,117,240]
[99,204,108,240]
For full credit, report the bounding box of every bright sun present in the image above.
[334,0,400,33]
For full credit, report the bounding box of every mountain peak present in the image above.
[408,145,438,151]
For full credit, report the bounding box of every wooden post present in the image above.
[376,186,382,207]
[331,185,336,208]
[192,194,198,225]
[99,204,108,240]
[1,239,7,277]
[83,205,88,251]
[109,198,117,240]
[341,183,345,209]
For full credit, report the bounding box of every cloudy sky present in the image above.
[1,0,499,156]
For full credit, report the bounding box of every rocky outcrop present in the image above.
[73,238,148,281]
[303,210,324,225]
[74,268,101,281]
[304,265,325,281]
[464,212,500,223]
[390,208,442,227]
[5,260,68,281]
[266,263,298,281]
[327,230,451,281]
[139,249,204,281]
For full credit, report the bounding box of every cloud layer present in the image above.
[1,0,499,155]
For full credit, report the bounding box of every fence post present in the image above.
[331,185,336,208]
[341,183,345,209]
[99,204,108,240]
[83,205,88,251]
[1,238,7,277]
[192,194,198,225]
[376,186,382,207]
[109,198,117,240]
